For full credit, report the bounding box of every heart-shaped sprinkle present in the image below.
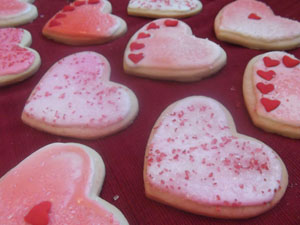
[248,13,261,20]
[49,20,61,27]
[147,22,160,30]
[88,0,100,4]
[263,57,280,67]
[55,13,66,19]
[256,82,274,94]
[74,1,85,6]
[130,42,145,51]
[164,20,178,27]
[62,5,75,12]
[24,201,52,225]
[137,32,151,39]
[128,53,144,64]
[256,70,276,81]
[282,55,300,68]
[260,98,280,112]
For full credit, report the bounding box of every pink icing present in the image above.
[0,28,35,77]
[128,0,200,11]
[0,0,29,17]
[219,0,300,40]
[146,96,282,206]
[0,143,121,224]
[23,52,131,128]
[253,52,300,126]
[45,0,120,38]
[126,19,223,69]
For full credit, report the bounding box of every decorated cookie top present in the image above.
[145,96,283,206]
[0,28,35,77]
[253,51,300,126]
[218,0,300,41]
[125,19,224,70]
[0,0,29,17]
[0,143,128,225]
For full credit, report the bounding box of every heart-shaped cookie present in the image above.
[22,51,138,139]
[124,19,226,82]
[127,0,202,18]
[144,96,288,219]
[214,0,300,50]
[0,28,41,86]
[243,51,300,138]
[42,0,127,45]
[0,143,129,225]
[0,0,38,27]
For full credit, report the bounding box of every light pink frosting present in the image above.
[146,96,282,206]
[253,52,300,126]
[0,28,35,76]
[0,0,30,17]
[0,143,121,224]
[126,19,223,69]
[219,0,300,41]
[129,0,200,11]
[23,52,132,128]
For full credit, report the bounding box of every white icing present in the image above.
[129,0,200,11]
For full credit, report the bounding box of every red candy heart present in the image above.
[130,42,145,51]
[282,55,300,68]
[74,1,85,6]
[88,0,100,4]
[137,32,151,39]
[263,57,280,67]
[260,98,280,112]
[147,23,160,30]
[49,20,61,27]
[256,70,275,81]
[248,13,261,20]
[62,5,75,12]
[128,53,144,64]
[164,20,178,27]
[256,82,274,94]
[24,201,52,225]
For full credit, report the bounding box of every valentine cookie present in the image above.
[0,28,41,87]
[144,96,288,219]
[124,19,226,82]
[22,51,138,139]
[243,51,300,139]
[127,0,202,18]
[42,0,127,45]
[214,0,300,50]
[0,142,129,225]
[0,0,38,27]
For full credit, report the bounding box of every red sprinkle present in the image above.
[49,20,61,27]
[130,42,145,51]
[256,70,275,81]
[62,5,75,12]
[282,55,300,68]
[260,98,280,112]
[164,19,178,27]
[248,13,261,20]
[256,82,274,94]
[263,56,280,67]
[88,0,100,4]
[128,53,144,64]
[24,201,52,225]
[74,1,85,6]
[147,22,160,30]
[137,32,151,39]
[55,13,66,19]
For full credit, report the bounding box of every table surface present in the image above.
[1,0,300,224]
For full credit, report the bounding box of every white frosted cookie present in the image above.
[42,0,127,45]
[243,51,300,138]
[144,96,288,219]
[0,0,38,27]
[124,18,226,82]
[214,0,300,50]
[127,0,202,18]
[0,143,129,225]
[0,28,41,86]
[22,52,139,139]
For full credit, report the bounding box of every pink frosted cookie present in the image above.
[42,0,127,45]
[124,19,226,82]
[0,143,129,225]
[22,51,138,139]
[127,0,202,18]
[243,51,300,138]
[144,96,288,219]
[214,0,300,50]
[0,28,41,87]
[0,0,38,27]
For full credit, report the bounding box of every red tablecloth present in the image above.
[1,0,300,224]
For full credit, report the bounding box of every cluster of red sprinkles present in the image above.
[256,55,299,112]
[48,0,100,28]
[128,19,179,64]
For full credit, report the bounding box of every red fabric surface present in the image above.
[1,0,300,224]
